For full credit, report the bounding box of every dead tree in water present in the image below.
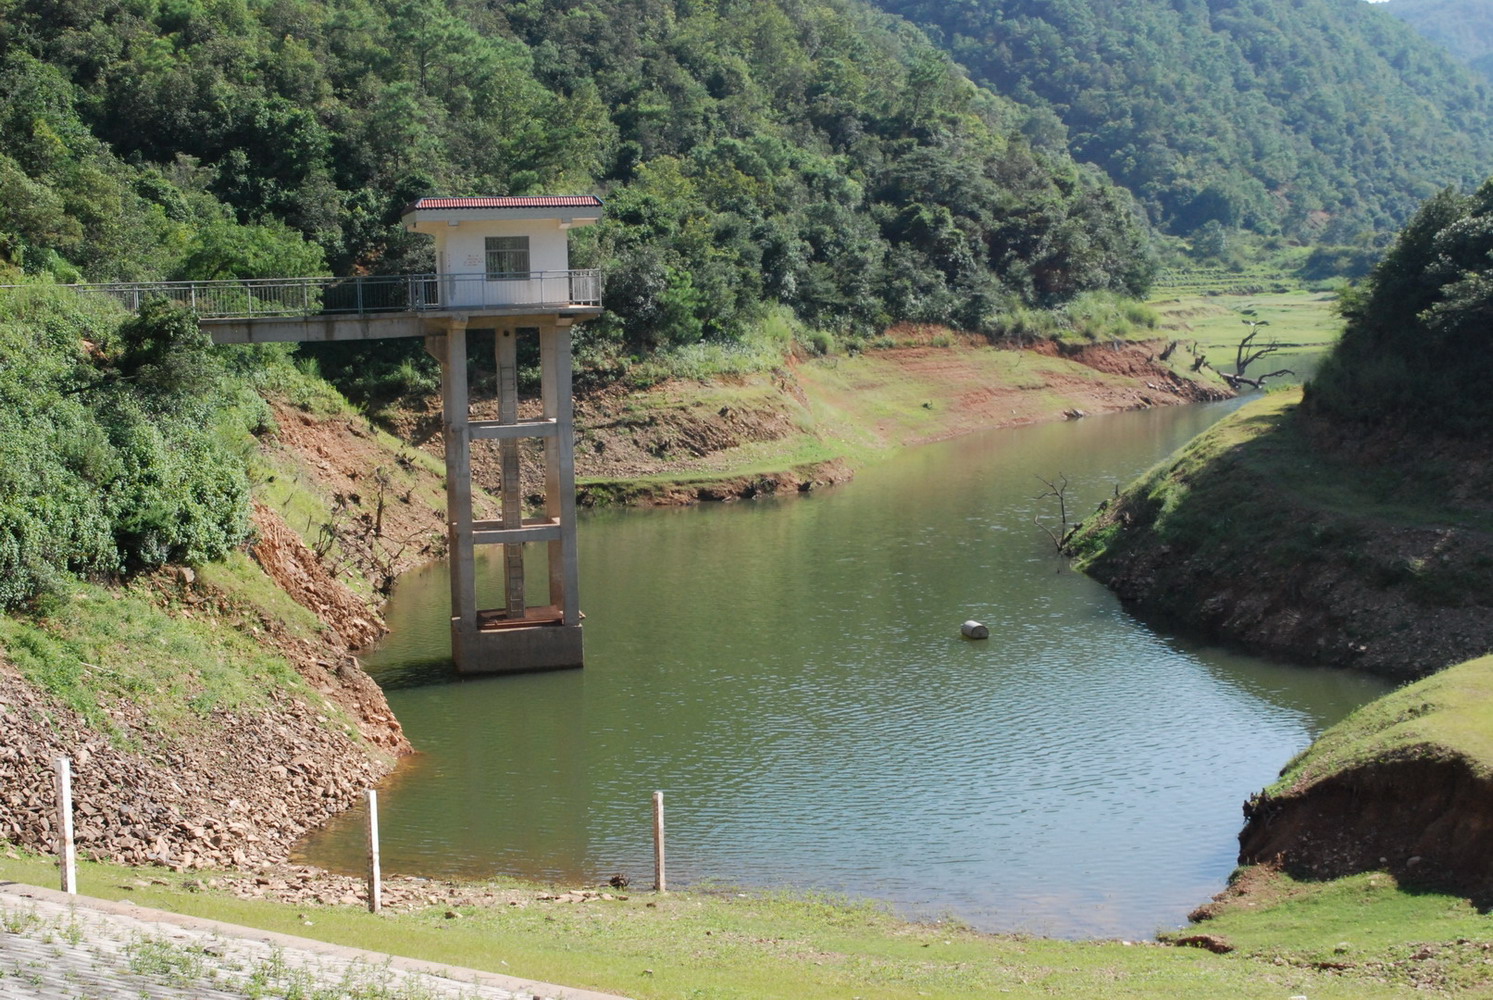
[1222,319,1294,389]
[1033,474,1074,551]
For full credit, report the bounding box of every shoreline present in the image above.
[557,336,1231,507]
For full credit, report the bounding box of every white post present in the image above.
[366,788,382,914]
[652,790,666,894]
[53,756,76,895]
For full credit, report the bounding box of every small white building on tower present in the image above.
[401,195,603,313]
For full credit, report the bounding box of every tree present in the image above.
[1219,317,1294,390]
[1307,178,1493,436]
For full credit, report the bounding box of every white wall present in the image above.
[431,219,571,275]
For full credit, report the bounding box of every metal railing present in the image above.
[3,271,603,321]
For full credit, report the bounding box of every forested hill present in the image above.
[876,0,1493,240]
[1384,0,1493,81]
[0,0,1156,355]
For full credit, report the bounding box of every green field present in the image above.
[4,847,1492,999]
[1150,289,1340,366]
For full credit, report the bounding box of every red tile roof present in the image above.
[403,196,603,212]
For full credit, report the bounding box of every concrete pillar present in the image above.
[437,317,477,632]
[541,324,581,626]
[436,317,583,674]
[496,327,525,619]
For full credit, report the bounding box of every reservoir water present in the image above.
[298,399,1390,938]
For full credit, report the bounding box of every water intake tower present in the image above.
[32,194,605,674]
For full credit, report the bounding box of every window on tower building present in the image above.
[485,236,531,279]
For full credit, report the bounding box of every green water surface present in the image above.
[298,399,1388,937]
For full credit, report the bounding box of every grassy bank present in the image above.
[1268,654,1493,797]
[1230,655,1493,911]
[1066,389,1493,677]
[3,848,1490,998]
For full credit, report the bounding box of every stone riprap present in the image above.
[0,666,396,873]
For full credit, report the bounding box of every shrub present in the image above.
[0,290,253,608]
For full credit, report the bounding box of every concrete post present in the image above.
[441,317,477,632]
[541,324,582,626]
[54,756,76,895]
[496,327,526,619]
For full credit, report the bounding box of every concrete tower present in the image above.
[401,196,603,673]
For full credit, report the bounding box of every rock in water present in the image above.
[961,621,990,640]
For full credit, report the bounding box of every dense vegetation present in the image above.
[0,290,272,610]
[1385,0,1493,80]
[0,0,1183,610]
[1068,178,1493,677]
[876,0,1493,240]
[1308,178,1493,436]
[0,0,1157,363]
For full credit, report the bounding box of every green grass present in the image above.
[1147,290,1343,386]
[616,305,804,387]
[1071,390,1493,582]
[196,551,329,643]
[1152,291,1341,352]
[1150,263,1301,298]
[1267,655,1493,795]
[232,345,355,418]
[1219,395,1491,533]
[1068,392,1302,570]
[0,575,306,740]
[3,848,1485,998]
[1185,869,1493,994]
[990,291,1161,345]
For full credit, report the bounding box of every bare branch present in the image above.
[1033,474,1072,552]
[1222,368,1295,390]
[1220,318,1289,388]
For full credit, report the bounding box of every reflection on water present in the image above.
[299,399,1388,938]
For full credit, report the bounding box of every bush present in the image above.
[0,290,254,608]
[1308,180,1493,437]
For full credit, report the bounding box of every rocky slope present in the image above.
[0,555,410,870]
[0,401,435,870]
[0,658,397,871]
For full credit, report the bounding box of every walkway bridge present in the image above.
[16,194,606,675]
[46,269,602,344]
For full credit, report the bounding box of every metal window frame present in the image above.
[485,236,532,281]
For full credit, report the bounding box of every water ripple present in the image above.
[305,405,1391,938]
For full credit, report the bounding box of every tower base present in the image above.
[451,618,584,674]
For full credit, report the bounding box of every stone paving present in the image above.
[0,882,626,1000]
